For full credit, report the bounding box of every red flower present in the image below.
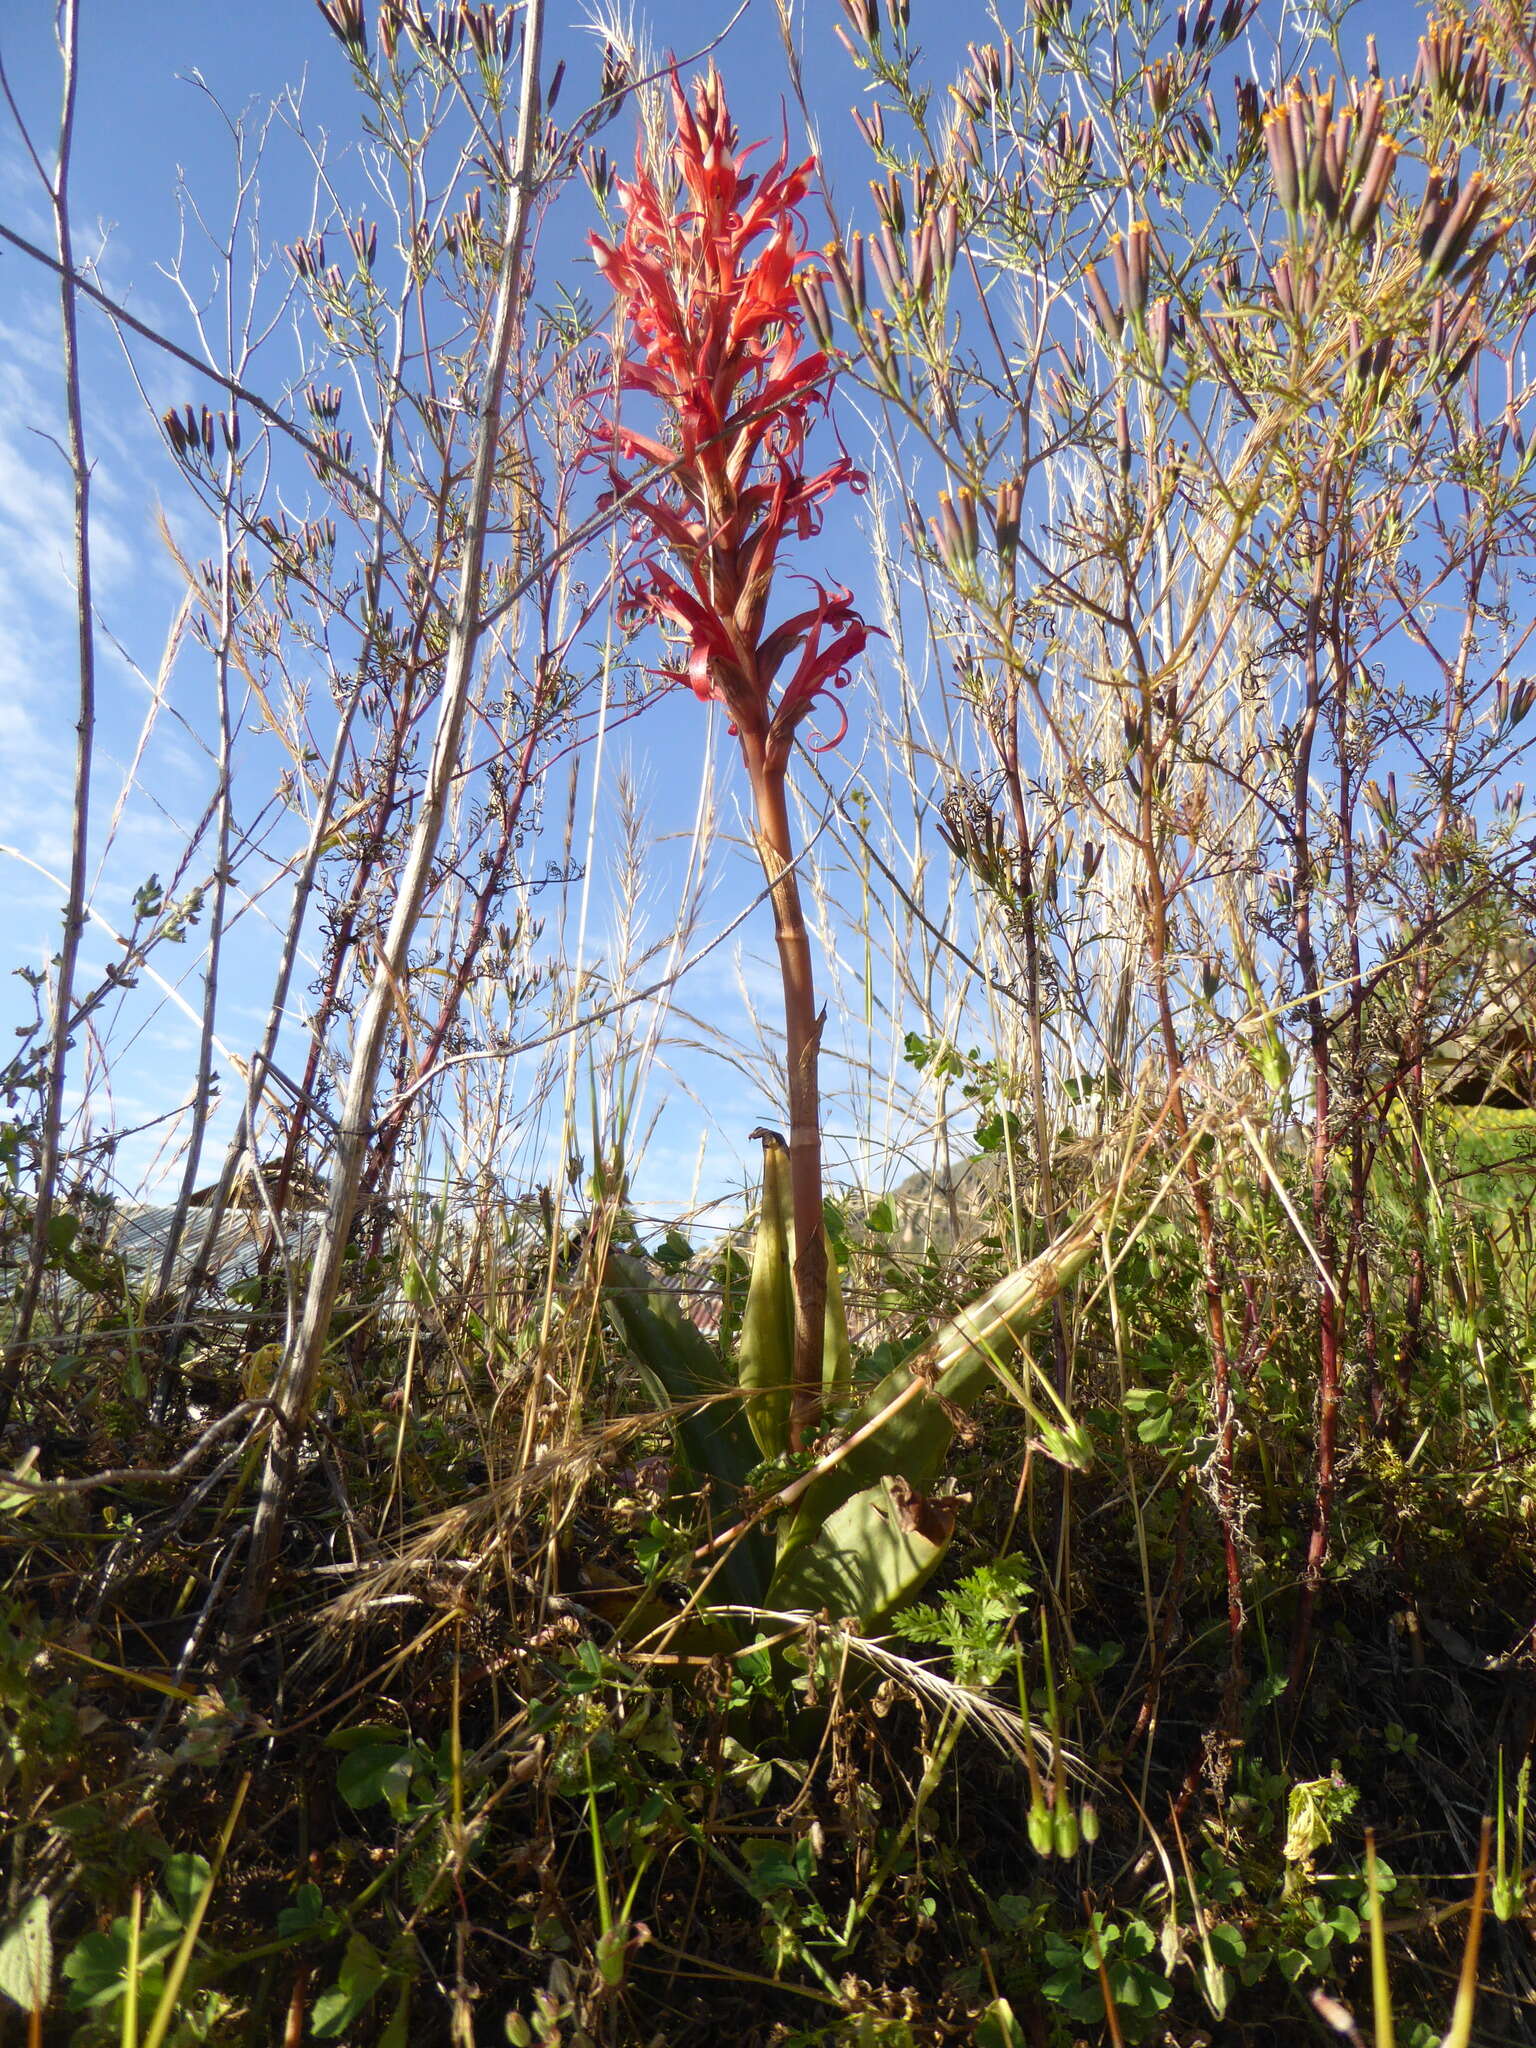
[592,65,871,771]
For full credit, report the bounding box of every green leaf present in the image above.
[63,1932,133,2011]
[786,1221,1098,1544]
[325,1722,407,1752]
[276,1884,337,1940]
[975,1996,1025,2048]
[1137,1405,1175,1444]
[822,1227,852,1406]
[1206,1923,1247,1965]
[61,1899,180,2014]
[160,1853,210,1923]
[770,1476,954,1627]
[604,1250,772,1609]
[338,1743,419,1818]
[864,1198,897,1235]
[46,1212,80,1256]
[0,1897,51,2014]
[377,1982,412,2047]
[739,1840,809,1899]
[1328,1904,1362,1944]
[651,1227,694,1275]
[312,1934,386,2039]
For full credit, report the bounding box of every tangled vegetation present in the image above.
[3,0,1536,2041]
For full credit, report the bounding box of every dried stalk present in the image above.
[236,0,549,1628]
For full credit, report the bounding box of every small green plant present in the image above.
[901,1554,1033,1686]
[59,1777,246,2046]
[1494,1750,1531,1921]
[604,1169,1096,1634]
[1041,1913,1174,2038]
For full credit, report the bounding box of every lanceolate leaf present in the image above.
[737,1132,794,1457]
[768,1477,954,1625]
[604,1251,772,1608]
[823,1238,852,1408]
[738,1132,852,1447]
[784,1213,1101,1551]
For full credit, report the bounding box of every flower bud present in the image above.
[868,226,901,306]
[823,239,858,324]
[850,234,868,317]
[838,0,880,40]
[1053,1797,1080,1858]
[794,271,834,351]
[992,478,1021,569]
[1083,263,1123,346]
[1346,137,1396,240]
[1264,107,1299,216]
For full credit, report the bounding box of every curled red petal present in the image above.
[592,64,871,762]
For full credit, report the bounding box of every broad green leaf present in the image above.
[160,1853,210,1923]
[338,1742,419,1818]
[0,1897,51,2014]
[786,1218,1099,1546]
[312,1934,386,2039]
[769,1476,954,1626]
[61,1898,180,2013]
[63,1932,137,2011]
[604,1250,772,1609]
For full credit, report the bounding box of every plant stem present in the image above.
[234,0,548,1633]
[2,0,93,1415]
[747,748,827,1450]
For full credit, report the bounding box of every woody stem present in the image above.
[746,743,826,1450]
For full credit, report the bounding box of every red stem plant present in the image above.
[592,67,871,1447]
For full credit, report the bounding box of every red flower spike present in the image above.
[591,65,873,766]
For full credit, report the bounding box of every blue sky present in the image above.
[0,1,941,1236]
[0,0,1465,1246]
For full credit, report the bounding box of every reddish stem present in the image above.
[746,742,827,1448]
